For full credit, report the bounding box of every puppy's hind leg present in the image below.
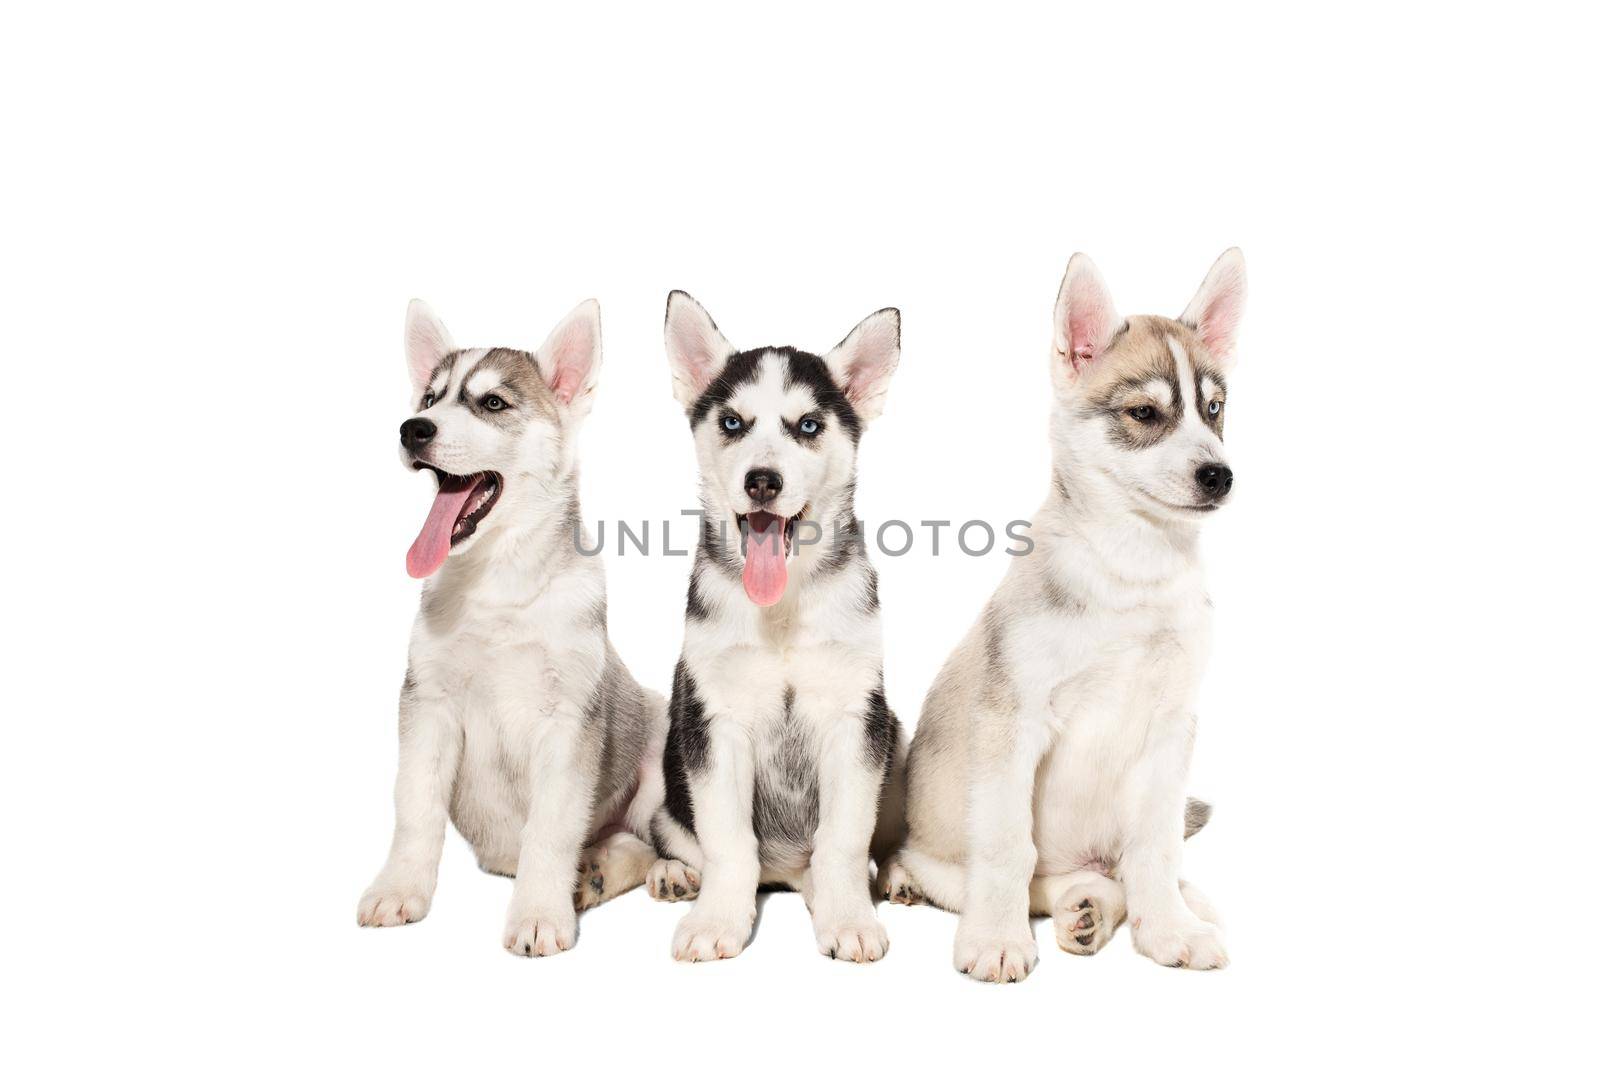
[645,809,703,902]
[878,845,966,911]
[1179,880,1222,926]
[1032,871,1126,956]
[574,831,656,911]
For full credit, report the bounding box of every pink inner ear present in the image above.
[846,355,886,406]
[546,325,595,406]
[1199,290,1243,357]
[669,317,719,395]
[549,364,585,405]
[1067,287,1113,367]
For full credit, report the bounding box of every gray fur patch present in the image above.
[981,601,1010,693]
[1041,574,1084,615]
[752,699,820,869]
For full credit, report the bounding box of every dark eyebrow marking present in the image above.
[690,350,767,425]
[780,413,825,448]
[1103,374,1178,407]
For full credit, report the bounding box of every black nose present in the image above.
[400,418,436,452]
[744,468,782,506]
[1195,463,1234,499]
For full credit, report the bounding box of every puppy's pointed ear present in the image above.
[825,308,901,422]
[1052,254,1121,381]
[664,291,735,408]
[534,299,602,415]
[1181,248,1247,367]
[406,299,455,391]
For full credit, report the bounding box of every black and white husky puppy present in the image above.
[883,251,1247,981]
[647,292,905,963]
[357,299,667,957]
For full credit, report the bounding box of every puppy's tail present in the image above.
[1184,797,1213,839]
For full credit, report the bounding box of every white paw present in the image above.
[647,858,701,901]
[671,909,751,962]
[1132,914,1228,970]
[356,880,432,927]
[876,857,925,906]
[1054,894,1113,956]
[503,909,577,957]
[954,924,1039,983]
[815,916,889,963]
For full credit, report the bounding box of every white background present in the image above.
[5,2,1595,1063]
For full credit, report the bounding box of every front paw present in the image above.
[954,921,1038,983]
[503,907,577,957]
[815,916,889,963]
[357,878,433,927]
[647,858,701,901]
[672,907,752,962]
[1132,914,1228,970]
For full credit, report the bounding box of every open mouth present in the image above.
[733,507,806,607]
[406,463,503,579]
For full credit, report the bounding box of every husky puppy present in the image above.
[882,251,1247,982]
[646,292,905,963]
[356,299,668,957]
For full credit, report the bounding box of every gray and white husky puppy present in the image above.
[356,299,668,957]
[882,250,1247,982]
[646,292,905,963]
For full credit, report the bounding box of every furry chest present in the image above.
[1031,627,1206,865]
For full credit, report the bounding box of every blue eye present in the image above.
[1207,399,1222,417]
[722,414,744,433]
[798,417,820,436]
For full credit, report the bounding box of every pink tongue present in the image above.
[742,513,789,606]
[406,475,482,579]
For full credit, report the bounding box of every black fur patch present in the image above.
[699,516,740,577]
[689,350,768,425]
[781,348,861,443]
[688,347,862,444]
[663,659,710,833]
[685,569,711,621]
[862,686,898,770]
[815,515,865,575]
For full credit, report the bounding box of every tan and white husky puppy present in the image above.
[882,250,1247,982]
[356,299,667,957]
